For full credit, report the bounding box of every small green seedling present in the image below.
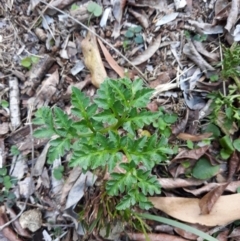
[209,74,219,82]
[10,146,20,156]
[33,77,175,211]
[70,3,79,10]
[222,43,240,90]
[0,100,9,108]
[193,34,207,42]
[125,26,144,44]
[21,55,39,69]
[0,166,16,207]
[87,2,102,17]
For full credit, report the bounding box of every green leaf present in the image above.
[0,167,7,176]
[124,109,159,129]
[94,80,115,109]
[192,158,220,180]
[71,3,79,10]
[21,57,32,68]
[133,26,142,33]
[187,140,194,149]
[106,171,136,196]
[31,56,39,64]
[203,123,220,138]
[134,34,143,44]
[233,138,240,152]
[219,135,234,153]
[53,166,64,180]
[92,110,118,125]
[3,176,12,189]
[48,138,71,163]
[93,4,102,16]
[71,87,91,118]
[116,193,136,210]
[163,113,178,124]
[54,107,72,130]
[87,2,102,16]
[33,128,56,138]
[33,107,54,127]
[10,146,20,156]
[69,145,110,170]
[0,100,9,108]
[87,1,97,12]
[209,74,219,82]
[125,30,134,38]
[131,88,154,108]
[136,170,161,195]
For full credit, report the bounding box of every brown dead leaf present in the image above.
[171,145,209,162]
[128,9,149,28]
[130,34,161,66]
[0,123,8,135]
[216,230,228,241]
[70,1,90,23]
[112,0,126,23]
[193,40,219,63]
[97,38,124,78]
[177,132,212,141]
[51,0,78,9]
[64,76,91,99]
[158,178,203,189]
[128,0,167,9]
[225,0,239,32]
[171,108,189,135]
[149,194,240,226]
[147,100,159,112]
[127,232,188,241]
[196,80,222,91]
[184,180,240,195]
[183,41,215,72]
[188,20,224,35]
[5,206,31,238]
[228,151,240,181]
[229,226,240,238]
[216,111,238,135]
[149,72,170,88]
[23,54,55,96]
[213,0,230,25]
[199,183,228,215]
[31,68,59,108]
[0,206,23,241]
[81,28,107,88]
[174,223,209,240]
[60,166,82,206]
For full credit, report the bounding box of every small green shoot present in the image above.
[87,2,102,17]
[21,55,39,69]
[222,43,240,90]
[0,166,16,207]
[187,140,194,149]
[70,3,79,10]
[209,74,219,82]
[10,146,20,156]
[0,100,9,108]
[125,26,144,45]
[193,34,207,42]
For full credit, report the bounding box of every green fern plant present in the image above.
[33,78,174,210]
